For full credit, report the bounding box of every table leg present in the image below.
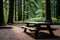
[35,25,41,39]
[47,25,55,37]
[35,29,39,38]
[24,28,27,32]
[26,23,29,26]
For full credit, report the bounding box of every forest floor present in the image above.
[0,24,60,40]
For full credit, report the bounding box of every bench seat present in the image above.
[21,26,36,32]
[21,26,57,32]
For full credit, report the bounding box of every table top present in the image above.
[26,22,53,25]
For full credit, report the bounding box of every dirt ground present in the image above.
[0,24,60,40]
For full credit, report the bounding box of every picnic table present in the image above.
[22,22,55,38]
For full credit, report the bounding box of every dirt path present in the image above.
[0,25,34,40]
[0,24,60,40]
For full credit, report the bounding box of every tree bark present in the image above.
[18,0,22,21]
[56,0,60,19]
[7,0,14,24]
[45,0,52,22]
[0,0,4,26]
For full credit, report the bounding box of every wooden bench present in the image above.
[21,22,57,38]
[22,26,36,32]
[22,25,57,32]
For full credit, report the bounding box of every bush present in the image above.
[21,17,60,24]
[24,17,45,22]
[52,17,57,23]
[52,17,60,24]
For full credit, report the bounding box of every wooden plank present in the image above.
[21,26,57,31]
[26,22,49,24]
[21,26,36,30]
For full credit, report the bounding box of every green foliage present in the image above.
[3,0,60,24]
[52,17,57,23]
[56,19,60,23]
[23,17,60,24]
[51,0,56,17]
[52,18,60,23]
[3,0,9,24]
[24,17,45,22]
[22,0,59,24]
[23,0,46,19]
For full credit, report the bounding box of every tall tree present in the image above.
[7,0,14,24]
[18,0,22,21]
[45,0,52,22]
[56,0,60,19]
[0,0,4,26]
[14,0,16,21]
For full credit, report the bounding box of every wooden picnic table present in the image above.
[22,22,55,38]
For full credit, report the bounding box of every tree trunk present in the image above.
[14,0,16,21]
[7,0,14,24]
[0,0,4,26]
[18,0,22,21]
[56,0,60,19]
[45,0,52,22]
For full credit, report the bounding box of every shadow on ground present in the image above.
[0,27,12,29]
[25,32,60,39]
